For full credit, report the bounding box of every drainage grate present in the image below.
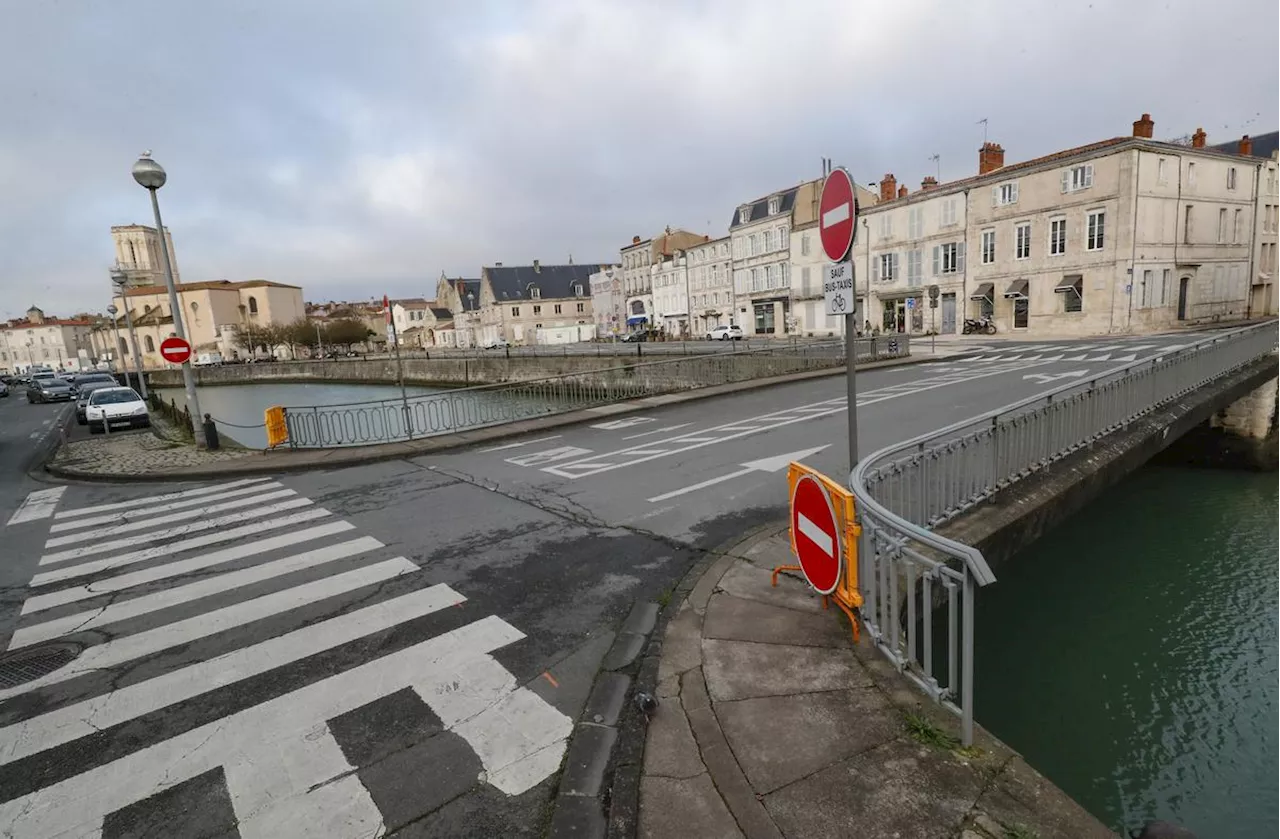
[0,643,81,688]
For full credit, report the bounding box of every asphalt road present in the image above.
[0,333,1196,838]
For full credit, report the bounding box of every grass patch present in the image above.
[656,584,676,609]
[904,711,960,750]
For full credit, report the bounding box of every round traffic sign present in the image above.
[791,474,842,595]
[159,336,192,365]
[818,167,858,263]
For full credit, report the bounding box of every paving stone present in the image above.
[702,639,868,702]
[715,689,899,794]
[639,774,743,839]
[52,428,254,475]
[974,757,1119,839]
[762,738,987,839]
[702,592,846,648]
[656,606,703,684]
[642,699,703,780]
[687,555,734,614]
[716,561,824,613]
[655,674,681,699]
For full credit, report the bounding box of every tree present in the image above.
[281,318,319,358]
[325,318,371,352]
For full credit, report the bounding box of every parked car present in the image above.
[75,380,122,424]
[194,352,224,367]
[483,338,510,350]
[619,331,648,343]
[26,377,75,404]
[71,372,118,394]
[85,387,151,434]
[706,325,744,341]
[0,381,8,398]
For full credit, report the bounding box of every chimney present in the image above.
[1132,113,1154,138]
[533,259,541,273]
[495,262,503,267]
[978,142,1005,175]
[1239,135,1253,156]
[921,176,938,190]
[897,185,908,199]
[632,235,641,244]
[879,174,897,203]
[1192,128,1206,148]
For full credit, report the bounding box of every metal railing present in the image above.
[283,335,910,448]
[848,321,1277,745]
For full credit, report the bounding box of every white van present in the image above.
[193,352,224,367]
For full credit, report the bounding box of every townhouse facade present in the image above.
[1213,132,1280,317]
[729,183,811,335]
[686,235,733,336]
[0,306,95,373]
[475,261,599,346]
[434,275,483,347]
[789,182,880,336]
[588,266,622,338]
[618,228,707,332]
[651,252,690,336]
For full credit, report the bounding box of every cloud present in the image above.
[0,0,1276,318]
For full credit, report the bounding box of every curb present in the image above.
[42,354,946,484]
[543,521,785,839]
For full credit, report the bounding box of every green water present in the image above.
[975,466,1278,838]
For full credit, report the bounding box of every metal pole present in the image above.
[388,306,412,439]
[121,303,149,400]
[148,188,207,448]
[846,256,859,471]
[110,322,124,377]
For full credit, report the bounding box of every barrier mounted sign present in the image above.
[823,263,855,317]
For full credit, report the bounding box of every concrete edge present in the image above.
[543,521,783,839]
[41,353,938,484]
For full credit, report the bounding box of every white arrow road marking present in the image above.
[646,445,830,503]
[504,445,592,467]
[6,487,67,526]
[622,423,693,440]
[589,416,656,430]
[796,512,834,557]
[1022,370,1090,384]
[479,435,562,453]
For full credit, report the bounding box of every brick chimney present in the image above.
[1191,128,1206,148]
[1132,113,1154,138]
[879,174,897,203]
[632,235,641,244]
[897,185,908,199]
[978,142,1005,175]
[1239,135,1253,156]
[921,176,938,191]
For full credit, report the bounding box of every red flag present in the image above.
[383,294,391,324]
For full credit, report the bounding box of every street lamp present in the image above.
[466,292,476,347]
[105,305,125,378]
[133,151,206,447]
[110,267,149,400]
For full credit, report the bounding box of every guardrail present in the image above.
[848,321,1278,745]
[282,335,910,448]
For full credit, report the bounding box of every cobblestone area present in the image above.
[51,429,255,476]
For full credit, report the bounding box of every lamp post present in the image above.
[132,152,205,447]
[110,267,149,400]
[105,305,124,377]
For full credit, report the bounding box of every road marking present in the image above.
[647,467,755,503]
[821,202,850,228]
[11,534,383,647]
[27,431,38,439]
[479,435,562,453]
[621,423,692,440]
[48,482,286,532]
[6,487,67,526]
[646,446,830,503]
[53,477,275,519]
[37,496,316,566]
[589,417,656,430]
[797,512,835,556]
[504,445,592,467]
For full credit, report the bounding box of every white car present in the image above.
[706,325,744,341]
[85,387,151,434]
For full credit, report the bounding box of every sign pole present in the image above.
[385,295,413,440]
[844,260,858,470]
[817,167,861,472]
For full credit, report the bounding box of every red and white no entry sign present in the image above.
[791,474,842,595]
[159,336,192,365]
[818,167,858,264]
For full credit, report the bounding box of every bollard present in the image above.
[203,414,221,450]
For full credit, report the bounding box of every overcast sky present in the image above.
[1,0,1276,319]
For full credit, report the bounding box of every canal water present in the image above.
[975,465,1278,838]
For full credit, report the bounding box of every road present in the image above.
[0,334,1194,838]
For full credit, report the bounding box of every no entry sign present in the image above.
[818,167,858,263]
[790,474,842,595]
[159,336,192,365]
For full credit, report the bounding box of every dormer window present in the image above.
[530,286,541,299]
[573,283,584,296]
[767,196,780,215]
[738,205,752,225]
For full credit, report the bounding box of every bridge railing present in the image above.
[848,321,1277,745]
[282,335,909,448]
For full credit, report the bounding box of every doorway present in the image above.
[940,293,956,334]
[1177,276,1190,320]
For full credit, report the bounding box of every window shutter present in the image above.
[872,256,879,283]
[957,243,966,274]
[1010,183,1019,202]
[1084,165,1094,187]
[892,252,900,280]
[1061,170,1070,193]
[991,186,999,207]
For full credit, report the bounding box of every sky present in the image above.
[1,0,1277,319]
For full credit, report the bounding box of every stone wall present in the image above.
[1155,375,1279,470]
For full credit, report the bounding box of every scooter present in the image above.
[962,316,997,335]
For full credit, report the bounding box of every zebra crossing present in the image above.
[951,341,1188,363]
[0,477,571,838]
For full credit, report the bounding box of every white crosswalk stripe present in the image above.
[0,479,571,837]
[953,340,1187,363]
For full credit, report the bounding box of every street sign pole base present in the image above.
[769,564,860,641]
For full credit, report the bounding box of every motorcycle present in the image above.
[962,316,997,335]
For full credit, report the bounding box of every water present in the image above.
[155,382,449,449]
[975,465,1278,837]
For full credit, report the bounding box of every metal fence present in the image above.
[848,322,1277,745]
[283,335,910,448]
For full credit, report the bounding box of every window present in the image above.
[144,335,155,352]
[1087,210,1106,251]
[554,304,562,314]
[738,206,751,225]
[934,242,963,274]
[1233,209,1243,244]
[1162,269,1172,306]
[907,249,922,283]
[779,227,789,249]
[1140,269,1154,307]
[750,235,760,256]
[573,283,584,296]
[511,306,520,317]
[801,234,811,256]
[768,196,780,215]
[1187,162,1197,187]
[992,182,1018,207]
[576,302,585,313]
[1015,222,1031,259]
[878,253,898,281]
[763,229,774,251]
[247,296,258,314]
[1157,158,1168,184]
[941,198,958,227]
[1217,208,1228,243]
[981,229,996,264]
[1227,167,1237,190]
[1184,205,1194,243]
[530,287,541,299]
[1061,164,1094,193]
[908,206,923,238]
[879,214,893,238]
[1057,275,1083,313]
[1050,217,1067,255]
[801,266,811,292]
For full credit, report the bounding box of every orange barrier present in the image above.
[773,461,863,640]
[265,406,289,449]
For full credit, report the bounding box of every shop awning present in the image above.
[1002,279,1029,299]
[1054,275,1083,295]
[969,282,994,302]
[626,315,649,325]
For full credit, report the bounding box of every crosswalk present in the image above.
[0,477,570,838]
[951,341,1188,363]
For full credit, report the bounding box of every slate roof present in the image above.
[729,187,800,231]
[482,264,602,301]
[1210,130,1279,160]
[429,307,452,320]
[448,278,482,311]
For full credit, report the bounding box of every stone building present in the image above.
[476,261,600,346]
[0,306,95,373]
[110,224,181,289]
[588,266,622,338]
[686,235,733,336]
[618,228,708,333]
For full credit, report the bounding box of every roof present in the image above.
[123,279,301,297]
[393,298,431,308]
[729,186,801,231]
[429,307,452,320]
[483,263,602,301]
[1210,131,1279,160]
[1,317,93,330]
[448,278,482,311]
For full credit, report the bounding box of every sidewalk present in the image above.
[638,524,1116,839]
